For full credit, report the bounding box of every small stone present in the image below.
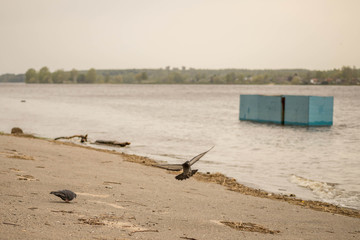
[11,127,23,135]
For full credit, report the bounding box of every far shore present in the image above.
[0,133,359,239]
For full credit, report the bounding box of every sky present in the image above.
[1,0,360,74]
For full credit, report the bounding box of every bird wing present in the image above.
[155,146,214,170]
[155,163,183,171]
[51,191,67,200]
[189,146,214,166]
[62,190,76,199]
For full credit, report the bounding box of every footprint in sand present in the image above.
[17,174,38,181]
[8,152,35,161]
[78,214,158,234]
[9,168,22,172]
[211,220,280,234]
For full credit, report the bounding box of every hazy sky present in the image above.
[1,0,359,74]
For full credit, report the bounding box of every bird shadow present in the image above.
[49,200,73,204]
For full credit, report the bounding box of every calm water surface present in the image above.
[1,83,359,209]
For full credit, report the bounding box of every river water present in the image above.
[0,83,359,210]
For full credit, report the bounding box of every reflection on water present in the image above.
[0,83,359,209]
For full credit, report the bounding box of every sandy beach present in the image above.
[0,134,359,240]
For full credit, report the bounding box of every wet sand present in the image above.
[0,134,359,240]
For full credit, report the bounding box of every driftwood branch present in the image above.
[54,134,88,143]
[94,140,130,147]
[3,222,21,227]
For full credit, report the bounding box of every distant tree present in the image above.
[112,75,123,83]
[104,74,111,83]
[141,72,148,80]
[168,72,184,83]
[52,69,67,84]
[341,66,353,84]
[303,71,313,84]
[234,74,244,84]
[39,67,52,83]
[194,73,206,82]
[77,74,86,83]
[96,74,105,83]
[210,75,222,84]
[291,76,302,84]
[135,73,141,83]
[225,72,236,84]
[25,68,38,83]
[353,66,358,81]
[315,71,325,80]
[85,68,97,83]
[252,75,267,84]
[70,69,78,83]
[331,69,342,83]
[122,72,135,83]
[135,72,148,83]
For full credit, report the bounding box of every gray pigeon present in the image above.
[156,146,214,180]
[50,189,77,202]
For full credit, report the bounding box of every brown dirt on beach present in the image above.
[193,173,360,218]
[220,220,280,234]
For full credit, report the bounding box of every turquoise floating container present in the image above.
[239,95,333,126]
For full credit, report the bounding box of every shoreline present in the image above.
[1,133,359,239]
[4,132,359,218]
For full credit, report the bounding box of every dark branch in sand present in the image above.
[3,222,21,227]
[103,181,122,185]
[54,134,88,143]
[51,210,74,214]
[129,229,159,235]
[93,140,130,147]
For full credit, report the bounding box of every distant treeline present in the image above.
[0,73,25,83]
[1,66,359,85]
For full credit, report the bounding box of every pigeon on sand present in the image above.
[156,146,214,180]
[50,189,77,202]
